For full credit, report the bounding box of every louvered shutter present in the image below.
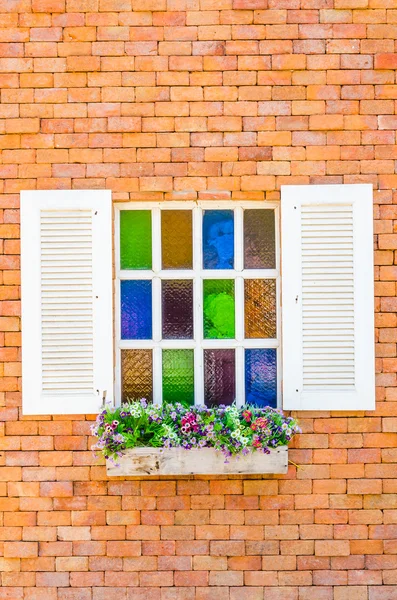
[281,184,375,411]
[21,190,113,415]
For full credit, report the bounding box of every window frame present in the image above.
[114,200,282,408]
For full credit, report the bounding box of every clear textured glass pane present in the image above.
[161,210,193,270]
[244,209,275,269]
[121,280,152,340]
[162,280,193,340]
[121,349,153,402]
[203,209,234,269]
[120,210,152,270]
[245,349,277,408]
[203,279,235,339]
[204,349,235,407]
[245,279,277,339]
[162,349,194,405]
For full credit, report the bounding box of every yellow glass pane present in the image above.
[244,279,276,339]
[161,210,193,269]
[121,349,153,402]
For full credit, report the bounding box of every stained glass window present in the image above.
[117,203,279,407]
[162,210,193,269]
[245,279,276,339]
[204,349,235,407]
[121,349,153,402]
[162,279,194,340]
[203,210,234,269]
[245,349,277,408]
[203,279,235,339]
[244,209,275,269]
[120,210,152,270]
[121,280,152,340]
[162,349,194,405]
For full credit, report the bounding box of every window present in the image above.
[115,202,280,408]
[20,184,375,415]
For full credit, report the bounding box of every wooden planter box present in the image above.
[106,446,288,476]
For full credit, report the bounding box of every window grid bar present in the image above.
[152,208,162,403]
[193,206,204,405]
[118,269,279,280]
[234,206,244,406]
[153,346,162,406]
[236,346,245,409]
[235,206,243,273]
[275,205,282,404]
[119,339,279,350]
[114,208,122,404]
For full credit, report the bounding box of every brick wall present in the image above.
[1,0,397,598]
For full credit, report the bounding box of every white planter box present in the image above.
[106,446,288,476]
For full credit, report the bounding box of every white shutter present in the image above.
[21,190,113,415]
[281,184,375,411]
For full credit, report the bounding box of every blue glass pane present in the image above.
[245,349,277,408]
[203,210,234,269]
[121,280,152,340]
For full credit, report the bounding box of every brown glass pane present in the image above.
[161,210,193,269]
[245,279,276,339]
[162,280,193,339]
[121,349,152,402]
[244,209,275,269]
[204,349,235,407]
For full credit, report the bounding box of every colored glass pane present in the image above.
[245,349,277,408]
[121,349,152,402]
[204,349,235,407]
[161,210,193,269]
[120,210,152,270]
[203,210,234,269]
[121,280,152,340]
[244,209,275,269]
[203,279,235,339]
[162,280,193,339]
[245,279,276,339]
[162,349,194,405]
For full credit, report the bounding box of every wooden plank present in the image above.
[106,446,288,476]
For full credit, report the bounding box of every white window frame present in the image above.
[114,201,281,408]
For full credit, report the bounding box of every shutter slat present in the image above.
[281,184,375,411]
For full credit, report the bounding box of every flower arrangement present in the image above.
[91,400,301,464]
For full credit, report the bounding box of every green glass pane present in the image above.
[162,349,194,405]
[203,279,235,339]
[120,210,152,270]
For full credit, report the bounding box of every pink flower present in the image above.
[242,410,252,423]
[255,417,269,430]
[252,436,262,449]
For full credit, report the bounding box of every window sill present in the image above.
[106,446,288,476]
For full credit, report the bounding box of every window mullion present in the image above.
[153,346,162,406]
[235,205,243,273]
[193,206,204,406]
[235,346,245,408]
[152,207,162,405]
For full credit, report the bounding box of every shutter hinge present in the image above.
[97,390,108,409]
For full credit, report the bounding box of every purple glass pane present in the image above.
[162,280,193,339]
[204,349,235,407]
[245,349,277,408]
